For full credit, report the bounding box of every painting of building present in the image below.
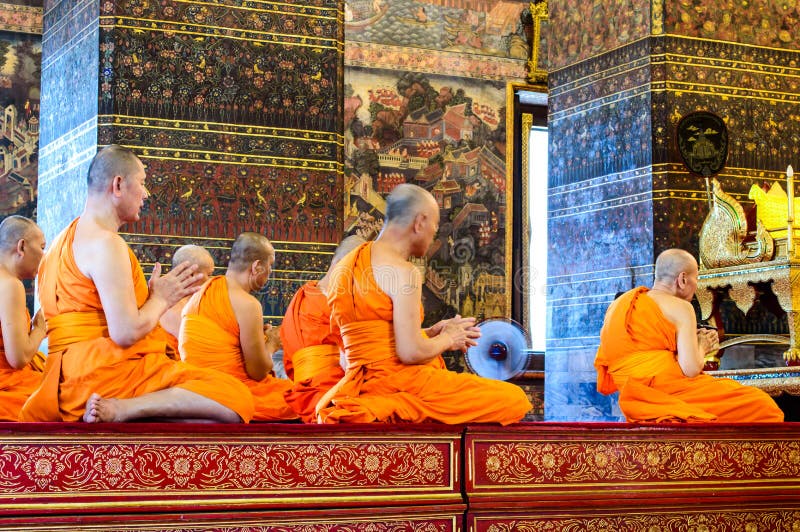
[0,31,41,220]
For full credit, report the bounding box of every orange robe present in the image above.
[0,309,44,421]
[595,287,784,422]
[151,326,180,360]
[180,276,297,421]
[280,281,343,422]
[20,218,254,422]
[317,242,532,424]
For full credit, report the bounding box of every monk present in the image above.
[0,216,47,420]
[317,184,532,424]
[20,145,254,423]
[595,248,784,422]
[280,235,365,422]
[180,232,298,421]
[158,245,215,358]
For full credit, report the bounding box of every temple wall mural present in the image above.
[343,0,531,342]
[0,1,41,221]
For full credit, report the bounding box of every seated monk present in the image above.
[0,216,47,420]
[317,184,532,424]
[157,245,215,359]
[180,232,298,421]
[280,234,365,422]
[20,145,254,423]
[595,248,784,422]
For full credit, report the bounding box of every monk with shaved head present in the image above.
[21,145,253,423]
[0,216,46,420]
[158,245,215,358]
[180,232,298,421]
[595,248,783,422]
[316,183,532,424]
[280,234,366,422]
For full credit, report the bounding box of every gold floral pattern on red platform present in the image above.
[0,441,450,492]
[266,522,452,532]
[478,439,800,484]
[480,510,800,532]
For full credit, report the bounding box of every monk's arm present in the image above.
[0,277,46,369]
[233,293,274,381]
[668,299,706,378]
[159,298,187,338]
[88,234,200,347]
[390,265,459,364]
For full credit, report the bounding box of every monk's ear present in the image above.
[15,238,25,256]
[413,213,425,234]
[112,175,124,195]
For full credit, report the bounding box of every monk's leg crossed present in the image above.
[82,388,242,423]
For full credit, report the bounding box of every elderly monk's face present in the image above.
[419,199,440,254]
[119,160,149,222]
[20,227,46,280]
[251,249,274,292]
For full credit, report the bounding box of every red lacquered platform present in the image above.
[2,422,800,530]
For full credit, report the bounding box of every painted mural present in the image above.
[343,1,531,342]
[666,0,800,49]
[345,0,531,65]
[0,27,41,220]
[345,67,508,340]
[546,0,650,71]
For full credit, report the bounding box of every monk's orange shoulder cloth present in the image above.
[181,275,297,421]
[279,280,343,422]
[317,242,532,425]
[20,219,254,422]
[595,287,783,423]
[0,308,44,421]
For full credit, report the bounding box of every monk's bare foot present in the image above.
[83,393,123,423]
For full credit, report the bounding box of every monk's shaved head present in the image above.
[0,215,39,251]
[87,144,143,193]
[330,234,366,267]
[228,232,274,271]
[385,184,437,227]
[654,249,697,283]
[172,245,214,275]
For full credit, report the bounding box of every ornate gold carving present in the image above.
[785,310,800,362]
[728,281,757,315]
[527,1,548,84]
[480,439,800,484]
[483,511,800,531]
[0,441,450,493]
[699,179,774,269]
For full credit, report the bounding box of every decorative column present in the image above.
[37,0,344,320]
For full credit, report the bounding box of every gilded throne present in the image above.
[696,177,800,397]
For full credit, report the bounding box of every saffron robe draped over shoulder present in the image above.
[20,218,254,423]
[0,309,44,421]
[180,276,297,421]
[280,281,343,422]
[594,287,784,423]
[317,242,532,425]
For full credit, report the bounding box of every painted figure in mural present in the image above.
[280,234,366,423]
[180,232,298,421]
[595,249,784,422]
[20,145,253,423]
[0,216,47,421]
[317,184,532,424]
[157,245,215,359]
